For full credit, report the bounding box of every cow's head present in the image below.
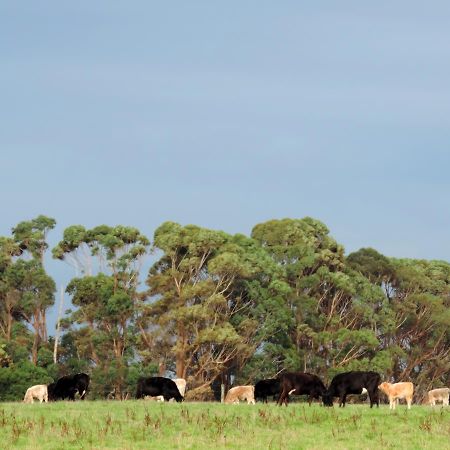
[378,382,389,395]
[322,391,333,407]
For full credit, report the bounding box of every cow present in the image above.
[254,379,280,403]
[23,384,48,404]
[136,377,183,402]
[427,387,449,406]
[47,373,90,401]
[277,372,326,406]
[378,381,414,410]
[322,371,380,408]
[224,385,255,404]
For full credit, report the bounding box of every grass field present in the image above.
[0,401,448,449]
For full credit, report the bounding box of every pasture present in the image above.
[0,401,448,449]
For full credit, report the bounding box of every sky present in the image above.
[1,2,450,332]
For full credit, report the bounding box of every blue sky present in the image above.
[1,2,450,330]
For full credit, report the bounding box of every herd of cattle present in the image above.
[23,371,449,410]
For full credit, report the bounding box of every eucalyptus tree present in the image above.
[349,248,450,391]
[1,217,56,365]
[53,224,150,395]
[11,215,56,263]
[0,237,22,342]
[141,222,288,395]
[251,218,387,379]
[2,256,55,364]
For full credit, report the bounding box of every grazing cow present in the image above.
[48,373,90,401]
[23,384,48,404]
[224,385,255,404]
[277,372,326,406]
[136,377,183,402]
[378,382,414,410]
[322,371,380,408]
[254,379,280,403]
[427,388,449,406]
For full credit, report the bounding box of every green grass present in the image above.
[0,401,448,449]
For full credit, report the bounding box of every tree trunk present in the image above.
[176,323,186,378]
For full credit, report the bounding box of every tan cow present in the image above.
[427,388,449,406]
[23,384,48,404]
[224,385,255,404]
[378,382,414,410]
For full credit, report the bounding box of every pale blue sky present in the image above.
[1,2,449,330]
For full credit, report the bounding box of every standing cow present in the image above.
[254,379,280,403]
[322,371,380,408]
[277,372,327,406]
[378,381,414,410]
[427,387,449,406]
[48,373,90,401]
[23,385,48,404]
[136,377,183,402]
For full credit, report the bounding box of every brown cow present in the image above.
[427,388,449,406]
[277,372,326,406]
[224,386,255,404]
[378,382,414,410]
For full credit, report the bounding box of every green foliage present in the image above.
[1,216,449,398]
[0,361,53,401]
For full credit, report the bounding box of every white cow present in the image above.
[23,384,48,404]
[427,388,449,406]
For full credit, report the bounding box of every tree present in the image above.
[53,224,150,396]
[141,222,287,396]
[251,218,389,381]
[11,215,56,263]
[6,259,55,364]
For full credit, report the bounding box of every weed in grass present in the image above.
[419,417,432,432]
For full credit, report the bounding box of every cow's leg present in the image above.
[368,390,378,408]
[443,397,449,407]
[277,390,285,406]
[339,392,346,407]
[406,396,412,410]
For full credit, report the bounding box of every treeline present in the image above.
[0,215,449,401]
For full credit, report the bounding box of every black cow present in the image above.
[277,372,326,406]
[136,377,183,402]
[48,373,90,401]
[322,371,380,408]
[254,379,280,403]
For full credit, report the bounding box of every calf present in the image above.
[224,386,255,404]
[23,384,48,404]
[277,372,326,406]
[378,381,414,410]
[323,371,380,408]
[254,379,280,403]
[48,373,90,401]
[427,388,449,406]
[136,376,183,402]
